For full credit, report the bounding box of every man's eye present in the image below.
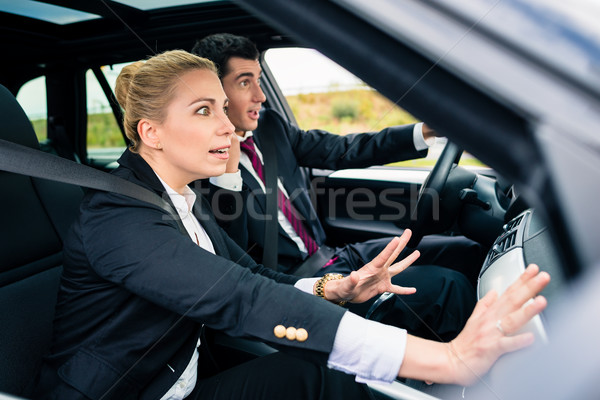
[197,106,210,116]
[240,80,249,88]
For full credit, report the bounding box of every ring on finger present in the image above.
[496,319,506,335]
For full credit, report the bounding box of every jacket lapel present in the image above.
[118,150,231,257]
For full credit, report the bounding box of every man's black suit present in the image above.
[35,150,371,400]
[214,109,427,269]
[210,109,482,340]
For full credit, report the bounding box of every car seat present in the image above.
[0,84,83,397]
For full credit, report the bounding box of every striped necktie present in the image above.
[240,137,319,255]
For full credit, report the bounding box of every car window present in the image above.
[86,64,128,166]
[16,76,47,143]
[264,47,487,170]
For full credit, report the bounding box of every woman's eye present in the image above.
[223,106,229,115]
[197,106,210,116]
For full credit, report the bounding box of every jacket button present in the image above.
[296,328,308,342]
[274,325,286,338]
[286,326,297,341]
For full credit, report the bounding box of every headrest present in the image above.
[0,84,40,149]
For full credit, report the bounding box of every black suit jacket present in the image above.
[211,109,427,272]
[38,150,346,400]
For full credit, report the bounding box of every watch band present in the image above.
[315,273,347,306]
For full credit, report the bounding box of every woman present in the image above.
[36,50,549,399]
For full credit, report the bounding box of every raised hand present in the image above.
[322,229,420,304]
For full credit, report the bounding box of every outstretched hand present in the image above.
[399,263,550,385]
[447,263,550,385]
[322,229,420,304]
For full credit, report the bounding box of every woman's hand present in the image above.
[322,229,420,304]
[447,264,550,385]
[399,264,550,385]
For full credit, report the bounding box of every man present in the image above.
[192,33,484,340]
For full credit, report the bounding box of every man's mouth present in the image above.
[248,109,260,120]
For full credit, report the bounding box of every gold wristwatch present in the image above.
[315,273,347,306]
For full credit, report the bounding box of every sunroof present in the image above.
[113,0,221,11]
[0,0,101,24]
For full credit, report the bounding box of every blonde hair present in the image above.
[115,50,217,152]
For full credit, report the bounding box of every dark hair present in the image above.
[191,33,259,78]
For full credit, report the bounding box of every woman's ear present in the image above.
[138,119,162,150]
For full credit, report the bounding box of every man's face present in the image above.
[220,56,266,136]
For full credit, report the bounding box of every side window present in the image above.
[263,48,487,170]
[86,64,127,167]
[16,76,47,143]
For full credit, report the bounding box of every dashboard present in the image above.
[476,208,564,386]
[478,208,564,301]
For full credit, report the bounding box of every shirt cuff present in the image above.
[327,311,407,384]
[209,170,243,191]
[294,278,319,294]
[413,122,435,151]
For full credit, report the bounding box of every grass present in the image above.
[287,87,419,134]
[87,113,125,148]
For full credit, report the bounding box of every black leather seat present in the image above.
[0,84,83,397]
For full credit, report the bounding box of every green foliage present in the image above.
[30,112,124,149]
[31,119,47,142]
[287,88,417,134]
[331,99,359,120]
[87,113,125,148]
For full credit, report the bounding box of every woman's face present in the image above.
[154,68,235,184]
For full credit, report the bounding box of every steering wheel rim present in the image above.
[407,141,462,248]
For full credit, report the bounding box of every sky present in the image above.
[264,48,363,95]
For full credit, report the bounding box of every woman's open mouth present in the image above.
[209,146,230,159]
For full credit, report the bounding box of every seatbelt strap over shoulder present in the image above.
[0,138,178,219]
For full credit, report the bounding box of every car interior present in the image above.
[1,0,591,399]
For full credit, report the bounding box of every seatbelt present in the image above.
[257,113,330,276]
[0,138,179,221]
[256,115,279,270]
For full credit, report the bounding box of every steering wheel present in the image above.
[407,141,462,248]
[365,142,463,322]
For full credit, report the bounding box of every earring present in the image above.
[156,143,162,150]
